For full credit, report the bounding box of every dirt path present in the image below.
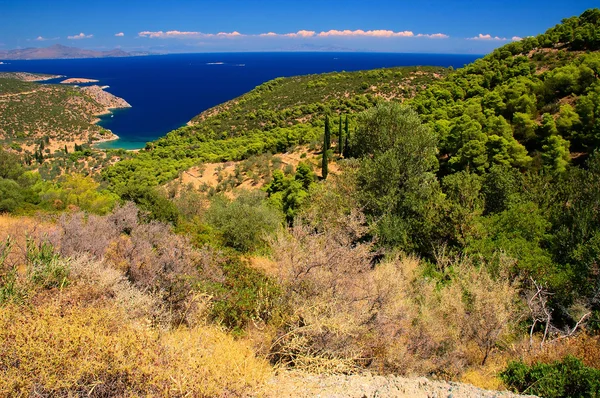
[261,372,535,398]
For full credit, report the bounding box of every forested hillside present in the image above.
[2,9,600,398]
[104,66,446,188]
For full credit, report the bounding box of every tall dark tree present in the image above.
[343,116,350,157]
[322,115,330,180]
[344,130,350,159]
[64,145,68,154]
[338,115,343,154]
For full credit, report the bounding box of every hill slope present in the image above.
[104,66,447,188]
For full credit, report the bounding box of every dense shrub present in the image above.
[203,258,283,333]
[205,190,282,252]
[501,356,600,398]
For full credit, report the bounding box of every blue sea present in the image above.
[0,53,481,149]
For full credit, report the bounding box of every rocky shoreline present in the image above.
[79,84,131,147]
[61,77,100,84]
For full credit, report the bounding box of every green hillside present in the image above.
[410,8,600,174]
[104,66,447,188]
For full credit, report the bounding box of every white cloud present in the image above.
[138,30,244,39]
[136,29,449,40]
[216,31,242,37]
[115,32,125,37]
[260,29,446,39]
[416,33,449,39]
[284,30,316,38]
[468,33,507,41]
[512,36,523,41]
[34,36,59,41]
[138,30,198,38]
[68,32,93,40]
[317,29,414,37]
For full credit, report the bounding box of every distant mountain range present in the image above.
[0,44,152,60]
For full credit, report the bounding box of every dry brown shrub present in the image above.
[45,204,224,327]
[270,215,523,378]
[0,214,56,271]
[515,333,600,369]
[67,255,167,326]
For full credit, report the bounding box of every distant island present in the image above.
[0,44,152,60]
[61,78,100,84]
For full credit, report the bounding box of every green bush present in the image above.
[119,185,180,225]
[201,258,283,333]
[205,191,282,253]
[26,238,69,290]
[501,356,600,398]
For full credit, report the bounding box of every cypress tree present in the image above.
[338,115,343,154]
[64,145,68,154]
[343,116,349,157]
[322,115,330,180]
[343,124,351,158]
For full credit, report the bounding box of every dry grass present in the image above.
[0,301,271,397]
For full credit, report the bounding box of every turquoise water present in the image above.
[0,53,482,150]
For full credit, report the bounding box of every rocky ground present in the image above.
[262,372,535,398]
[81,85,131,109]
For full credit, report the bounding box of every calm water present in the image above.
[0,53,481,149]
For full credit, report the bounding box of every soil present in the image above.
[261,371,536,398]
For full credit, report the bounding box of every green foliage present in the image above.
[205,191,282,252]
[322,115,330,180]
[410,9,600,174]
[202,258,283,333]
[352,103,442,252]
[119,185,180,225]
[265,163,315,223]
[501,356,600,398]
[0,237,25,305]
[39,174,118,215]
[26,238,69,290]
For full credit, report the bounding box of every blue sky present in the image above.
[0,0,597,54]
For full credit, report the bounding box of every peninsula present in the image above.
[61,78,100,84]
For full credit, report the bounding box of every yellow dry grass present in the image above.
[0,301,272,397]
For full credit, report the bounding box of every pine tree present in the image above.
[338,115,343,154]
[322,115,330,180]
